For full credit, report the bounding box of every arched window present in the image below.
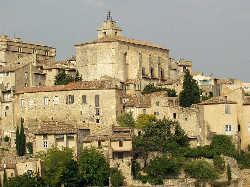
[123,52,127,64]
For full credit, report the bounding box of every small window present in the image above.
[43,134,48,140]
[225,125,232,132]
[96,108,100,116]
[96,119,100,123]
[4,112,7,117]
[173,113,177,119]
[43,141,48,148]
[66,95,74,104]
[98,140,102,148]
[6,72,10,76]
[18,47,22,53]
[117,152,124,159]
[154,112,159,116]
[119,141,123,147]
[238,124,241,132]
[25,72,28,79]
[150,67,154,77]
[24,83,28,87]
[45,50,49,56]
[5,106,9,110]
[54,96,59,104]
[21,99,25,107]
[160,68,164,79]
[95,95,100,107]
[82,95,87,104]
[156,101,160,106]
[44,97,49,105]
[103,32,107,35]
[142,109,146,114]
[225,104,231,114]
[142,67,145,76]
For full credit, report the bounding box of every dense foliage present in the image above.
[26,142,33,154]
[54,70,82,85]
[117,111,136,127]
[142,83,177,97]
[110,168,125,187]
[179,70,201,107]
[78,148,110,186]
[16,119,26,156]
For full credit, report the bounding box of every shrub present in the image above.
[117,112,135,127]
[184,160,218,182]
[110,168,125,187]
[213,155,225,173]
[4,136,9,142]
[142,83,176,97]
[26,142,33,154]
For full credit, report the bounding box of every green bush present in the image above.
[248,145,250,152]
[142,83,176,97]
[26,142,33,154]
[4,136,9,142]
[213,155,225,173]
[110,168,125,187]
[184,160,218,182]
[117,112,135,127]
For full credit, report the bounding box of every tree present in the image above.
[54,70,74,85]
[7,171,44,187]
[179,70,201,107]
[78,148,109,186]
[110,168,125,187]
[3,170,8,187]
[136,114,156,128]
[74,70,82,82]
[19,120,26,156]
[117,112,135,127]
[40,146,79,187]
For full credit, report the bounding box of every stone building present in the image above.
[14,80,125,135]
[75,13,191,93]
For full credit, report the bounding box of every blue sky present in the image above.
[1,0,250,81]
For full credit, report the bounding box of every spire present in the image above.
[97,12,123,39]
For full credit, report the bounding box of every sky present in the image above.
[0,0,250,81]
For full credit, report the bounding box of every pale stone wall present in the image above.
[240,105,250,151]
[14,89,122,134]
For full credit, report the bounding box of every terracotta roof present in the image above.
[34,121,77,135]
[16,80,122,94]
[198,96,237,105]
[243,96,250,105]
[124,94,151,108]
[75,36,169,51]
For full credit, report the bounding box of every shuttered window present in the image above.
[95,95,100,107]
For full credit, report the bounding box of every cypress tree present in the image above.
[227,164,232,182]
[19,119,26,156]
[3,169,7,187]
[15,126,20,156]
[179,70,201,107]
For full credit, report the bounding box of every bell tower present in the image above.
[97,11,122,39]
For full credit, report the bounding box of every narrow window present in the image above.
[43,134,48,140]
[119,141,123,147]
[44,97,49,105]
[225,104,231,114]
[123,52,127,64]
[54,96,59,104]
[98,140,102,148]
[160,68,164,79]
[142,67,145,76]
[43,141,48,148]
[45,50,49,56]
[21,99,25,107]
[156,101,160,106]
[150,67,154,77]
[238,124,241,132]
[24,83,28,87]
[142,109,146,114]
[82,95,87,104]
[66,95,74,104]
[96,108,100,116]
[173,113,177,119]
[25,72,28,79]
[95,95,100,107]
[96,119,100,123]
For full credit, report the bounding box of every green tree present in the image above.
[78,148,109,186]
[40,146,79,187]
[19,120,26,156]
[3,169,8,187]
[179,70,201,107]
[117,112,135,127]
[110,168,125,187]
[7,171,44,187]
[74,70,82,82]
[136,114,156,128]
[227,164,232,182]
[54,70,74,85]
[142,83,176,97]
[15,126,20,155]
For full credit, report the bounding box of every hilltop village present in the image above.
[0,14,250,186]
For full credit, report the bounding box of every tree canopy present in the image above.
[179,70,201,107]
[54,70,82,85]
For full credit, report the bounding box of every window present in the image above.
[156,101,160,106]
[24,83,28,87]
[54,96,59,104]
[43,141,48,148]
[119,141,123,147]
[225,125,233,133]
[123,52,127,64]
[96,119,100,123]
[43,134,48,140]
[149,54,152,64]
[18,47,22,53]
[154,112,159,116]
[139,53,142,65]
[29,98,34,106]
[95,95,100,107]
[142,109,146,114]
[4,112,7,117]
[98,140,102,148]
[117,152,124,159]
[225,104,231,114]
[96,108,100,116]
[173,113,177,119]
[142,67,145,76]
[21,99,25,107]
[25,72,28,79]
[45,50,49,56]
[66,95,74,104]
[82,95,87,104]
[103,32,107,35]
[44,97,49,105]
[160,68,164,79]
[6,72,10,76]
[150,67,154,77]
